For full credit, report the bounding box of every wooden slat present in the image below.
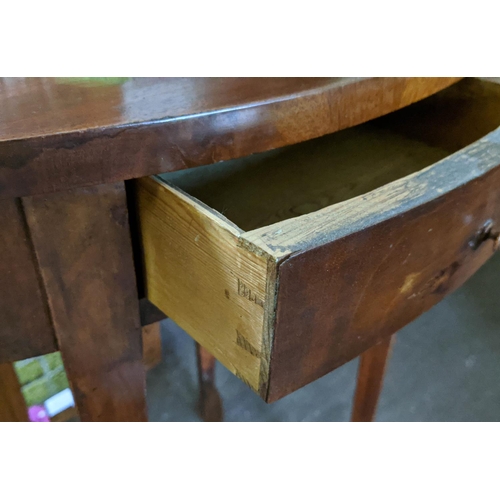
[351,336,395,422]
[22,182,147,422]
[0,363,28,422]
[0,198,56,363]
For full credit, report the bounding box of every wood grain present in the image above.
[22,182,147,421]
[196,343,223,422]
[3,78,468,416]
[136,176,270,393]
[0,198,56,363]
[0,78,460,199]
[142,77,500,402]
[351,336,395,422]
[0,299,166,366]
[241,78,500,256]
[168,79,500,237]
[267,161,500,401]
[0,363,28,421]
[142,137,500,402]
[38,322,162,422]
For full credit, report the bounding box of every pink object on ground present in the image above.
[28,405,50,422]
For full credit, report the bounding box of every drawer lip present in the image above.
[243,126,500,260]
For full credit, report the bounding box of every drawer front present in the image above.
[267,164,500,401]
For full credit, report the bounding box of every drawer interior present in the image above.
[161,78,500,232]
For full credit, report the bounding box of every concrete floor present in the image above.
[147,252,500,422]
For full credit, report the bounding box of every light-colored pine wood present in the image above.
[137,177,271,392]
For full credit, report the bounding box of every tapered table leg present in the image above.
[22,182,147,422]
[0,363,28,422]
[351,336,395,422]
[196,343,223,422]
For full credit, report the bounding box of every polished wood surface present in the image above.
[22,182,147,422]
[0,198,57,363]
[0,78,350,140]
[0,363,28,422]
[0,77,459,199]
[351,336,395,422]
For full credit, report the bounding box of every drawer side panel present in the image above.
[137,177,269,392]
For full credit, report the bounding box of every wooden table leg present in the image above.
[0,363,28,422]
[22,182,147,422]
[0,322,161,423]
[0,198,57,363]
[196,343,223,422]
[142,322,162,370]
[351,335,395,422]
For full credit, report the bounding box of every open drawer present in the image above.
[136,78,500,402]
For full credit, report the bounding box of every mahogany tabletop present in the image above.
[0,77,459,199]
